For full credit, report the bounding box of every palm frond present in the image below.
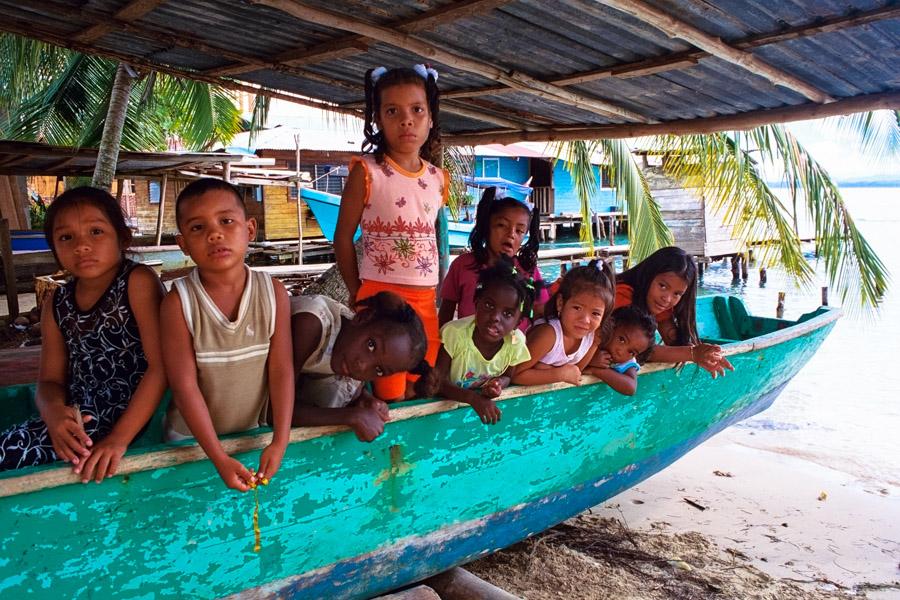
[750,124,889,308]
[828,109,900,164]
[248,94,270,145]
[653,132,813,284]
[557,140,599,247]
[442,145,474,219]
[600,138,673,262]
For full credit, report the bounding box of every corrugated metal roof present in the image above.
[0,0,896,144]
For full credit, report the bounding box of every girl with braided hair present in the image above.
[334,64,446,403]
[437,257,537,425]
[291,291,436,442]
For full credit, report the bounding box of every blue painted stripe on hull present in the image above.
[270,382,789,599]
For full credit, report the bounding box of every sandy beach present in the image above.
[470,428,899,599]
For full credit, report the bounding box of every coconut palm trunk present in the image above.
[91,62,135,190]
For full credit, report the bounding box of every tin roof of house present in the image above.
[1,0,897,145]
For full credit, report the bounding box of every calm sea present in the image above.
[716,187,900,489]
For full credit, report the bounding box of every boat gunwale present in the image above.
[0,304,841,498]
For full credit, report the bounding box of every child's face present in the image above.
[376,82,432,157]
[176,190,255,273]
[474,283,522,344]
[557,290,605,340]
[605,324,653,364]
[332,322,415,381]
[646,272,689,315]
[51,203,123,281]
[488,205,530,259]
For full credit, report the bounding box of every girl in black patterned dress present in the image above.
[0,187,166,481]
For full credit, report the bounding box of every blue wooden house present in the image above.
[470,143,618,216]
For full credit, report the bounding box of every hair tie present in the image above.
[413,63,438,82]
[370,66,387,85]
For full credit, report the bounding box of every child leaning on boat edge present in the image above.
[161,179,294,492]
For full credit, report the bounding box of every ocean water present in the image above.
[720,187,900,489]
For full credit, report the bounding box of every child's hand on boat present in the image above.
[349,403,389,442]
[44,403,93,466]
[358,395,391,422]
[480,378,504,399]
[559,364,583,386]
[213,455,255,492]
[257,440,287,485]
[75,433,128,483]
[467,394,501,425]
[693,343,735,378]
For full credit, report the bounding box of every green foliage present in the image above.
[442,145,474,220]
[0,33,243,152]
[28,194,47,230]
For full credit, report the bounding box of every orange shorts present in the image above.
[356,280,440,401]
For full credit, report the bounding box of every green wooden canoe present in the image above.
[0,295,839,599]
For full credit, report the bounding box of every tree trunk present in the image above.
[92,63,135,191]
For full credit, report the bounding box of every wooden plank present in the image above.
[254,0,651,123]
[154,174,168,246]
[444,91,900,145]
[372,585,441,600]
[426,567,520,600]
[0,219,19,317]
[207,0,514,76]
[72,0,169,43]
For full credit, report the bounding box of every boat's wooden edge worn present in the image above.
[0,306,841,499]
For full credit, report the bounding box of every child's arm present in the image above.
[160,290,253,492]
[35,291,93,468]
[294,389,389,442]
[258,279,294,481]
[78,266,167,483]
[649,342,734,378]
[511,325,581,386]
[436,346,501,425]
[479,366,516,398]
[437,299,457,328]
[334,163,367,304]
[588,365,639,396]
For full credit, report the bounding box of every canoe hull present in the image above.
[0,302,836,599]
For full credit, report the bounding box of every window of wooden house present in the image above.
[482,158,500,178]
[149,180,161,204]
[314,164,348,195]
[600,166,612,189]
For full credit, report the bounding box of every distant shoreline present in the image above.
[768,182,900,188]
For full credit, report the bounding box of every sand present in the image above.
[470,430,900,599]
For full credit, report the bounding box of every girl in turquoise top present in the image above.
[437,258,538,425]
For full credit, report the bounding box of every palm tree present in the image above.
[559,112,897,309]
[0,34,246,190]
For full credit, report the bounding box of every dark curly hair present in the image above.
[474,254,543,322]
[362,67,442,164]
[616,246,698,345]
[545,259,616,333]
[606,305,657,364]
[355,291,438,397]
[44,186,131,265]
[468,186,541,274]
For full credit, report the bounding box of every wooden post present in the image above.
[154,174,168,247]
[730,255,739,279]
[115,178,123,207]
[776,291,786,318]
[223,161,232,184]
[0,219,19,318]
[697,261,704,278]
[372,585,441,600]
[741,252,749,279]
[821,286,828,306]
[759,266,767,285]
[294,135,304,266]
[52,175,62,200]
[425,567,521,600]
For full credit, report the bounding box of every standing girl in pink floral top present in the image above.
[334,65,448,402]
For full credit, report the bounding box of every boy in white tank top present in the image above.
[161,179,294,492]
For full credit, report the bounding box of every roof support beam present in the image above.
[250,0,652,123]
[207,0,515,77]
[439,4,900,100]
[444,91,900,146]
[72,0,168,43]
[594,0,833,103]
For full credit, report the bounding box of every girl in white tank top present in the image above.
[513,260,616,387]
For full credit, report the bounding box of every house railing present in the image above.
[533,186,554,215]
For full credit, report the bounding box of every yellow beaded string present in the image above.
[248,469,269,553]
